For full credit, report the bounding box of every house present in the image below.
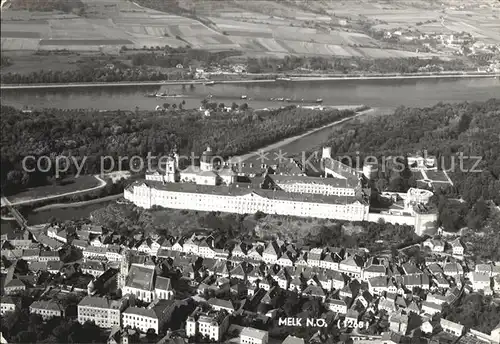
[81,260,105,278]
[155,276,174,300]
[440,318,464,337]
[423,239,445,253]
[73,239,89,250]
[106,245,122,261]
[421,301,442,316]
[389,311,408,335]
[302,285,326,302]
[185,309,230,341]
[232,243,247,258]
[183,234,200,255]
[240,327,268,344]
[0,296,17,315]
[122,301,173,334]
[30,300,63,320]
[327,298,347,314]
[47,260,63,274]
[470,272,491,292]
[37,234,64,251]
[54,230,68,243]
[308,248,323,267]
[368,276,388,295]
[21,249,40,261]
[78,296,126,328]
[262,242,280,264]
[475,264,493,276]
[421,320,434,334]
[443,261,463,277]
[380,331,404,344]
[276,253,294,267]
[39,250,60,262]
[83,246,108,260]
[281,335,305,344]
[434,275,450,289]
[4,278,26,295]
[207,298,235,314]
[274,269,289,290]
[363,264,386,281]
[90,236,106,248]
[378,297,396,313]
[289,276,302,292]
[231,264,247,281]
[198,240,216,259]
[450,238,464,255]
[330,271,345,290]
[345,309,359,324]
[339,255,363,279]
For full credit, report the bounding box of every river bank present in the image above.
[1,71,498,90]
[3,175,107,207]
[31,194,123,212]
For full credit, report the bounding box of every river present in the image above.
[1,77,499,231]
[2,77,499,111]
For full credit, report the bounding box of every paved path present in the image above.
[1,175,107,207]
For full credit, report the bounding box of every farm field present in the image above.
[1,0,498,58]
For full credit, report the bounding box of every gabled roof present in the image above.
[79,296,110,309]
[263,242,280,256]
[155,276,172,291]
[207,298,234,310]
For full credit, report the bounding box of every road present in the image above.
[1,175,107,207]
[1,72,498,90]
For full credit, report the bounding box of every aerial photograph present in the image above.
[0,0,499,343]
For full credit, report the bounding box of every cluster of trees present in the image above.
[1,104,354,194]
[0,310,106,343]
[130,48,241,68]
[1,64,191,84]
[442,293,500,335]
[313,99,500,232]
[247,55,469,74]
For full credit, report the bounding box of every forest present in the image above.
[0,105,354,195]
[308,99,500,233]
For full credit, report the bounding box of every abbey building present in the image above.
[124,147,437,234]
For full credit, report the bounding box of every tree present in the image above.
[239,103,248,111]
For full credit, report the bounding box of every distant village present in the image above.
[1,219,500,344]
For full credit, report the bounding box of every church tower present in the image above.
[200,146,215,172]
[164,156,177,183]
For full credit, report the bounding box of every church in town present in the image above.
[124,146,437,234]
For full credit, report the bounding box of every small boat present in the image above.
[156,92,183,98]
[241,95,248,99]
[277,77,292,81]
[316,98,323,103]
[204,81,216,86]
[144,92,157,97]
